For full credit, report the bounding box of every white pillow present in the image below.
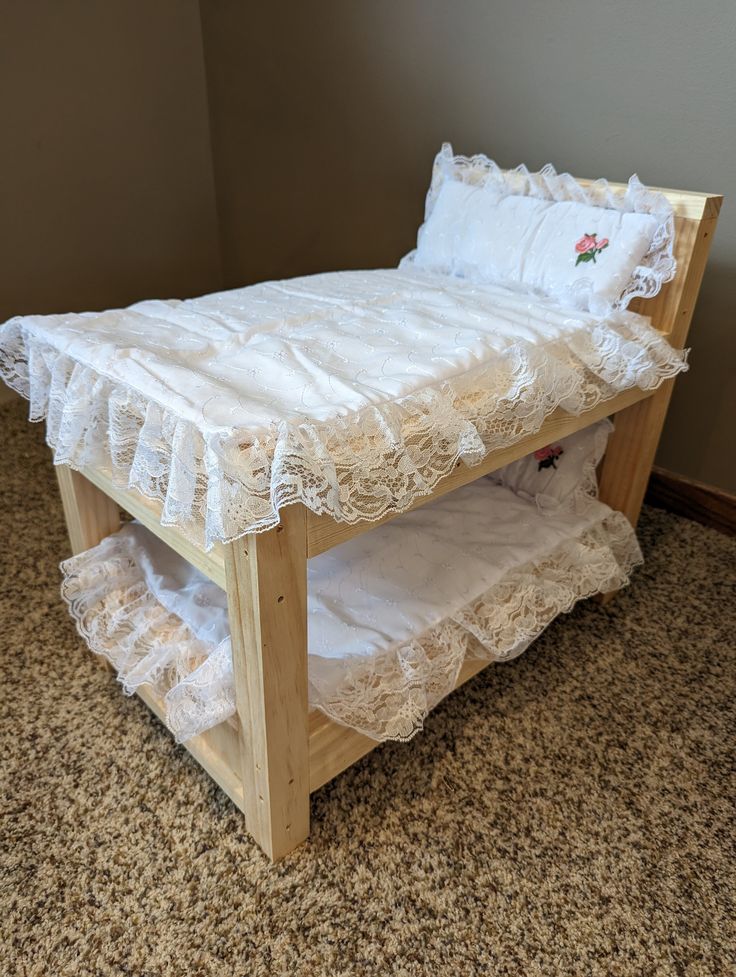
[404,144,676,316]
[489,418,613,514]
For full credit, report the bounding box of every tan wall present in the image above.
[0,1,222,319]
[3,3,733,492]
[200,0,736,493]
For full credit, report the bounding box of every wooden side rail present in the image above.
[80,465,227,589]
[134,654,493,806]
[75,384,651,576]
[306,386,650,557]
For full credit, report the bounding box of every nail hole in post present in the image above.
[276,524,284,533]
[277,595,284,603]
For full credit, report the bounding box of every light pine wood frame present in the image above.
[54,182,721,860]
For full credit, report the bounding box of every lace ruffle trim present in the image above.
[3,312,685,551]
[60,509,641,743]
[402,142,677,313]
[60,538,235,743]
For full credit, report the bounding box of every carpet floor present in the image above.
[1,396,734,977]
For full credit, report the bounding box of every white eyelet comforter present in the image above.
[1,267,685,549]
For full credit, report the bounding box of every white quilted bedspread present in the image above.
[1,268,685,547]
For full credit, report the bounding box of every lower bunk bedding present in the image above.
[60,421,642,746]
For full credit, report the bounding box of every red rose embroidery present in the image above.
[534,444,564,471]
[575,234,597,254]
[575,232,609,266]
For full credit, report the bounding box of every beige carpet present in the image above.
[1,396,734,977]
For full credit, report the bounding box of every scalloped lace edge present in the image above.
[59,508,641,743]
[402,142,677,314]
[3,311,686,551]
[59,539,235,744]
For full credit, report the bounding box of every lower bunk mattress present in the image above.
[60,476,642,744]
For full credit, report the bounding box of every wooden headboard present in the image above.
[592,183,722,533]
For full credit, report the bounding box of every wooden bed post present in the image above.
[598,203,721,532]
[56,466,122,671]
[224,504,310,861]
[56,465,121,554]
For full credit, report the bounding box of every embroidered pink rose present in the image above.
[534,444,564,471]
[575,234,597,254]
[575,232,609,266]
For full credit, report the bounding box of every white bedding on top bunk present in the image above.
[2,267,685,548]
[60,481,641,743]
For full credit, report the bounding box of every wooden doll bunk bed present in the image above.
[36,179,721,861]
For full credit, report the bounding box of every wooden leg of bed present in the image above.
[56,465,121,555]
[596,212,718,604]
[224,505,310,861]
[598,380,676,529]
[56,465,122,669]
[596,380,676,604]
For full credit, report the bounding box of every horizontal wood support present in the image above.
[308,656,492,792]
[575,180,721,221]
[80,465,227,589]
[306,386,650,556]
[135,684,245,811]
[74,385,650,571]
[135,654,499,799]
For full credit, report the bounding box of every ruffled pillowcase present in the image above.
[489,418,613,515]
[402,143,677,316]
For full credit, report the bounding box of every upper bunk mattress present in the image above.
[0,267,686,548]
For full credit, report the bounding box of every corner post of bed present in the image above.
[56,464,121,555]
[224,503,310,861]
[55,465,123,672]
[597,193,722,589]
